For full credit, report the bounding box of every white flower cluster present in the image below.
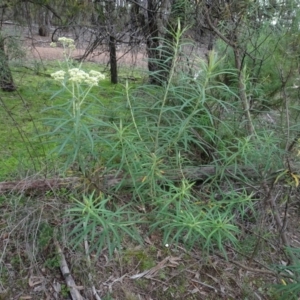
[51,70,66,81]
[88,70,106,82]
[68,68,105,86]
[58,37,75,49]
[68,68,88,83]
[49,37,75,49]
[51,68,105,86]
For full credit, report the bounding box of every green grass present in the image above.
[0,61,138,180]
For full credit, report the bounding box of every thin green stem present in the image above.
[125,81,144,143]
[155,20,183,151]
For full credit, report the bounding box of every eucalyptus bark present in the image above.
[106,0,118,85]
[145,0,162,85]
[0,35,16,92]
[109,34,118,84]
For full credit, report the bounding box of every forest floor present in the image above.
[23,31,153,70]
[24,30,208,70]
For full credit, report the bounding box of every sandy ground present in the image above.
[23,33,207,71]
[25,35,149,70]
[5,22,208,71]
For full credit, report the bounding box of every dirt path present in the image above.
[24,34,148,70]
[24,33,207,70]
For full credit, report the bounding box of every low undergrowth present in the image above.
[0,57,127,180]
[1,26,300,299]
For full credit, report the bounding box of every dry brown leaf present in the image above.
[33,285,46,292]
[1,232,8,239]
[190,287,200,294]
[144,256,170,278]
[144,236,153,245]
[163,285,169,292]
[53,281,61,293]
[206,273,219,283]
[28,276,44,287]
[131,258,168,279]
[131,256,181,280]
[130,269,150,279]
[44,292,51,300]
[72,285,84,290]
[168,256,181,266]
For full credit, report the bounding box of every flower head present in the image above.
[84,70,106,86]
[51,70,66,81]
[68,68,89,83]
[58,37,74,45]
[51,67,105,87]
[57,37,76,50]
[84,76,99,86]
[89,70,106,81]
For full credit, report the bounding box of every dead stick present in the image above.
[53,237,84,300]
[262,181,297,266]
[84,230,102,300]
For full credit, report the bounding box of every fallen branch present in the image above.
[84,231,102,300]
[0,165,281,195]
[54,237,84,300]
[0,177,81,194]
[262,181,298,266]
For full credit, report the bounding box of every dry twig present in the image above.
[53,237,84,300]
[84,234,102,300]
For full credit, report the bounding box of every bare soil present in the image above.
[25,34,149,69]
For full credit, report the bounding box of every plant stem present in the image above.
[155,20,182,151]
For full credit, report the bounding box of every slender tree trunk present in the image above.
[0,35,16,92]
[160,0,185,82]
[105,0,118,85]
[145,0,185,85]
[145,0,162,85]
[109,34,118,84]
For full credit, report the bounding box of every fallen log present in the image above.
[0,165,280,195]
[0,177,81,194]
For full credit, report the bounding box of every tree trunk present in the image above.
[0,35,16,92]
[145,0,162,85]
[109,34,118,84]
[160,0,186,82]
[145,0,186,85]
